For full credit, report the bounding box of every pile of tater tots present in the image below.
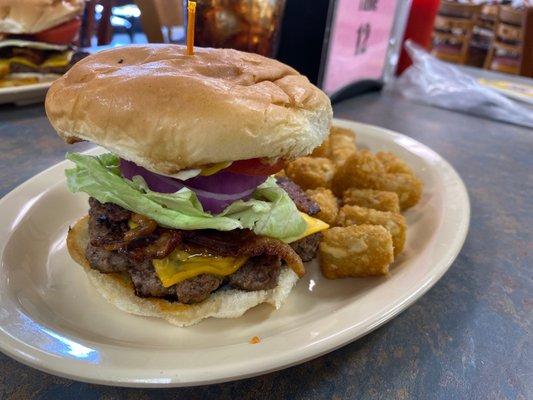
[279,126,423,279]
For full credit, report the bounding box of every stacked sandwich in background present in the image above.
[0,0,87,87]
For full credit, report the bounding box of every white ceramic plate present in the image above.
[0,119,469,387]
[0,76,57,106]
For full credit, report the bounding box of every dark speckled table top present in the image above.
[0,81,532,399]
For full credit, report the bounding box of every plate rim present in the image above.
[0,119,470,387]
[0,80,53,95]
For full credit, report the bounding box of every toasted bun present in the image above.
[0,0,85,34]
[46,44,332,174]
[67,216,299,326]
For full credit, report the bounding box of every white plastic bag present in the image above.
[389,40,533,128]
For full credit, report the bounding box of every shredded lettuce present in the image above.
[65,152,307,241]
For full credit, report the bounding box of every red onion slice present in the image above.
[120,159,184,193]
[120,159,265,214]
[184,169,267,194]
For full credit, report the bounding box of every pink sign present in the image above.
[322,0,399,95]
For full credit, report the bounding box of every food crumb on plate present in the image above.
[249,336,261,344]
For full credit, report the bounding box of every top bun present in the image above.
[45,44,332,174]
[0,0,85,34]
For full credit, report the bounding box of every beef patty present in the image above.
[129,261,223,303]
[290,233,323,262]
[228,255,281,291]
[84,178,321,304]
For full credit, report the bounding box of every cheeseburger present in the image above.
[45,44,332,326]
[0,0,86,87]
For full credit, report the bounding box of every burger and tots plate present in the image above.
[0,119,469,387]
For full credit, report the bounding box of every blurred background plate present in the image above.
[0,77,57,106]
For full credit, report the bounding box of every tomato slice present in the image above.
[227,158,284,176]
[33,18,81,45]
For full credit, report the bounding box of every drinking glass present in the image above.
[185,0,286,58]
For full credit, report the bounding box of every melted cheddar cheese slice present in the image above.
[151,213,329,287]
[153,250,247,288]
[290,212,329,242]
[0,50,73,70]
[199,161,233,176]
[42,51,74,68]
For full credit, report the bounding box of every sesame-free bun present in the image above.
[46,44,332,174]
[67,216,299,327]
[0,0,85,34]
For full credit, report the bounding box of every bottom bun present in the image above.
[67,216,299,326]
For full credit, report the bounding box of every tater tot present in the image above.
[329,126,357,167]
[342,188,400,213]
[374,173,423,210]
[311,136,331,158]
[376,151,413,175]
[320,225,394,278]
[305,188,339,225]
[332,151,422,210]
[331,150,386,196]
[285,157,335,190]
[336,205,406,255]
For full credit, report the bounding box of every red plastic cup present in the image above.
[396,0,440,75]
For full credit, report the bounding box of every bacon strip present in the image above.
[183,230,305,277]
[236,236,305,277]
[124,213,157,242]
[144,230,182,259]
[104,213,158,251]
